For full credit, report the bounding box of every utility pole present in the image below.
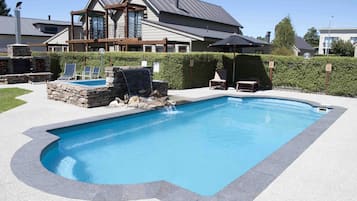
[15,2,23,44]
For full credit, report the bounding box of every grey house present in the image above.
[293,36,315,56]
[0,16,78,52]
[65,0,243,52]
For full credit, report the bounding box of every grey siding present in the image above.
[0,35,49,52]
[141,23,193,41]
[192,41,214,52]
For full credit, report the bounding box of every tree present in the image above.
[331,39,355,56]
[272,16,296,55]
[304,27,319,47]
[0,0,11,16]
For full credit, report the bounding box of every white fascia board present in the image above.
[85,0,106,10]
[144,0,160,15]
[44,28,68,44]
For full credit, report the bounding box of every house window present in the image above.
[323,37,339,48]
[91,16,105,39]
[156,46,165,52]
[144,46,152,52]
[43,26,58,34]
[167,45,175,52]
[128,11,143,38]
[178,46,188,53]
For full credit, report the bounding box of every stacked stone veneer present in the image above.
[47,82,115,108]
[47,66,169,108]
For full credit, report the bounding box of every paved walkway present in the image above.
[1,83,357,201]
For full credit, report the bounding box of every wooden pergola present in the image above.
[70,9,107,51]
[69,0,167,52]
[104,1,146,38]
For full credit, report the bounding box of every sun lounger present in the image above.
[209,69,227,90]
[91,67,100,79]
[81,66,91,80]
[58,63,76,80]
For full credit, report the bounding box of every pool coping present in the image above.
[11,94,346,201]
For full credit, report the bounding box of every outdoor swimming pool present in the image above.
[41,97,326,196]
[69,79,106,87]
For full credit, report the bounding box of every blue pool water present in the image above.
[70,79,106,87]
[41,97,325,196]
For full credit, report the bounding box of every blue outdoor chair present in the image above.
[91,67,101,79]
[81,66,91,80]
[58,63,76,80]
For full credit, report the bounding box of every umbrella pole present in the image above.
[232,46,236,85]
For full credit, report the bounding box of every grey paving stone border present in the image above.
[11,95,346,201]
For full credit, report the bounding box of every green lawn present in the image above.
[0,88,32,113]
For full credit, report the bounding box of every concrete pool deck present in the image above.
[1,83,357,201]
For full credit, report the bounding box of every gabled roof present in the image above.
[0,16,80,37]
[148,0,242,27]
[295,36,314,50]
[99,0,242,28]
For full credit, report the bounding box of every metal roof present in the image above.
[319,28,357,34]
[295,36,314,50]
[143,20,265,44]
[0,16,79,36]
[148,0,242,27]
[100,0,242,27]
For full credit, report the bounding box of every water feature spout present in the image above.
[119,69,131,97]
[118,67,153,97]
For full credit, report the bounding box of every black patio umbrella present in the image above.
[210,33,267,83]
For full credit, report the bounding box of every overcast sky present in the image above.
[5,0,357,38]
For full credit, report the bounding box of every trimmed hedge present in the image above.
[259,55,357,96]
[33,52,357,97]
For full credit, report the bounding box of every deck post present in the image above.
[164,38,168,52]
[105,9,109,39]
[85,11,89,40]
[71,13,74,51]
[125,6,129,38]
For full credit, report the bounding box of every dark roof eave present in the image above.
[143,20,204,39]
[160,11,243,28]
[33,23,82,27]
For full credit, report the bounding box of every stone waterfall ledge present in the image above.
[106,66,168,98]
[47,82,116,108]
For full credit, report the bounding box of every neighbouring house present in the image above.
[60,0,243,52]
[241,34,313,56]
[0,15,80,52]
[318,27,357,55]
[293,36,314,57]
